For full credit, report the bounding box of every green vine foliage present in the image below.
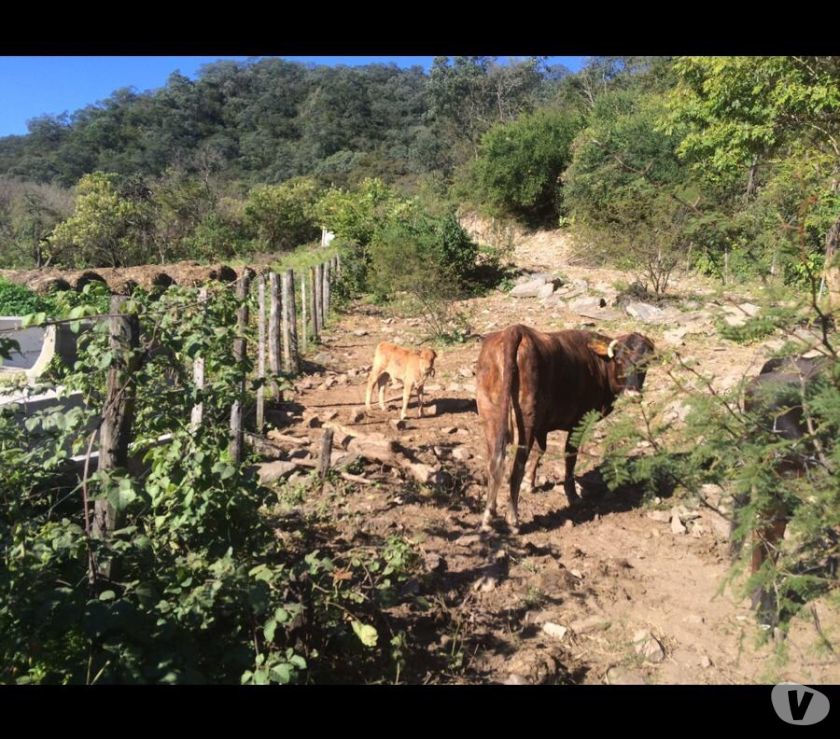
[0,283,423,684]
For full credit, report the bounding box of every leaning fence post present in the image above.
[268,271,282,400]
[322,260,331,325]
[256,275,266,431]
[190,287,208,433]
[92,294,141,584]
[281,269,299,375]
[229,270,251,464]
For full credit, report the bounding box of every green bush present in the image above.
[0,284,425,684]
[243,177,321,251]
[465,108,583,225]
[0,279,50,315]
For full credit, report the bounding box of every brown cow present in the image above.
[740,354,829,620]
[476,324,655,533]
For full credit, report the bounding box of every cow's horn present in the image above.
[607,339,618,359]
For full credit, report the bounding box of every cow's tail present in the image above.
[491,325,524,487]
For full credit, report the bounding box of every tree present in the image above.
[47,172,157,267]
[428,56,544,163]
[665,56,840,302]
[465,108,583,225]
[243,177,320,251]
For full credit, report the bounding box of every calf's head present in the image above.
[589,332,656,393]
[419,348,437,380]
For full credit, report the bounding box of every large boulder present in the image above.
[624,301,666,322]
[510,277,547,298]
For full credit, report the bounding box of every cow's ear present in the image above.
[588,339,612,358]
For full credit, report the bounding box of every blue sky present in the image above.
[0,56,588,138]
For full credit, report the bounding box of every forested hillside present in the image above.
[2,55,837,303]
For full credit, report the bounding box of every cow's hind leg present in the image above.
[526,431,547,493]
[481,420,505,532]
[563,429,581,506]
[507,429,534,534]
[750,506,788,625]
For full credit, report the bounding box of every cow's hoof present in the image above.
[480,514,494,532]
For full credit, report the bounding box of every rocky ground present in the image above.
[259,222,839,684]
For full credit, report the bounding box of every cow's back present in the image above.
[476,325,616,433]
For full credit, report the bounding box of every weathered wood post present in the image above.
[92,294,141,583]
[190,287,208,433]
[268,271,282,400]
[256,274,267,431]
[319,428,334,493]
[229,270,251,464]
[300,270,308,354]
[281,269,299,375]
[315,263,324,331]
[322,260,331,324]
[336,252,341,277]
[312,264,322,337]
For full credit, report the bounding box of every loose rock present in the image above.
[503,674,530,685]
[542,622,568,641]
[633,630,665,663]
[570,615,610,634]
[510,277,548,297]
[625,301,665,322]
[257,460,299,485]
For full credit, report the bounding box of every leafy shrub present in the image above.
[464,108,583,225]
[0,279,50,315]
[243,177,321,252]
[0,284,429,684]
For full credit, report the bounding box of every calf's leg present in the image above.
[400,381,412,420]
[378,375,388,411]
[365,371,380,413]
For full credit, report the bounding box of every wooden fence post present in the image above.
[256,275,266,431]
[229,271,251,464]
[315,263,324,331]
[312,264,322,336]
[319,428,334,493]
[92,294,141,583]
[322,260,331,324]
[281,269,299,374]
[190,287,208,433]
[268,271,282,400]
[301,270,308,355]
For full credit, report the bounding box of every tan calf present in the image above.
[365,342,437,420]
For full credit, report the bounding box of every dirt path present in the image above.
[274,225,839,685]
